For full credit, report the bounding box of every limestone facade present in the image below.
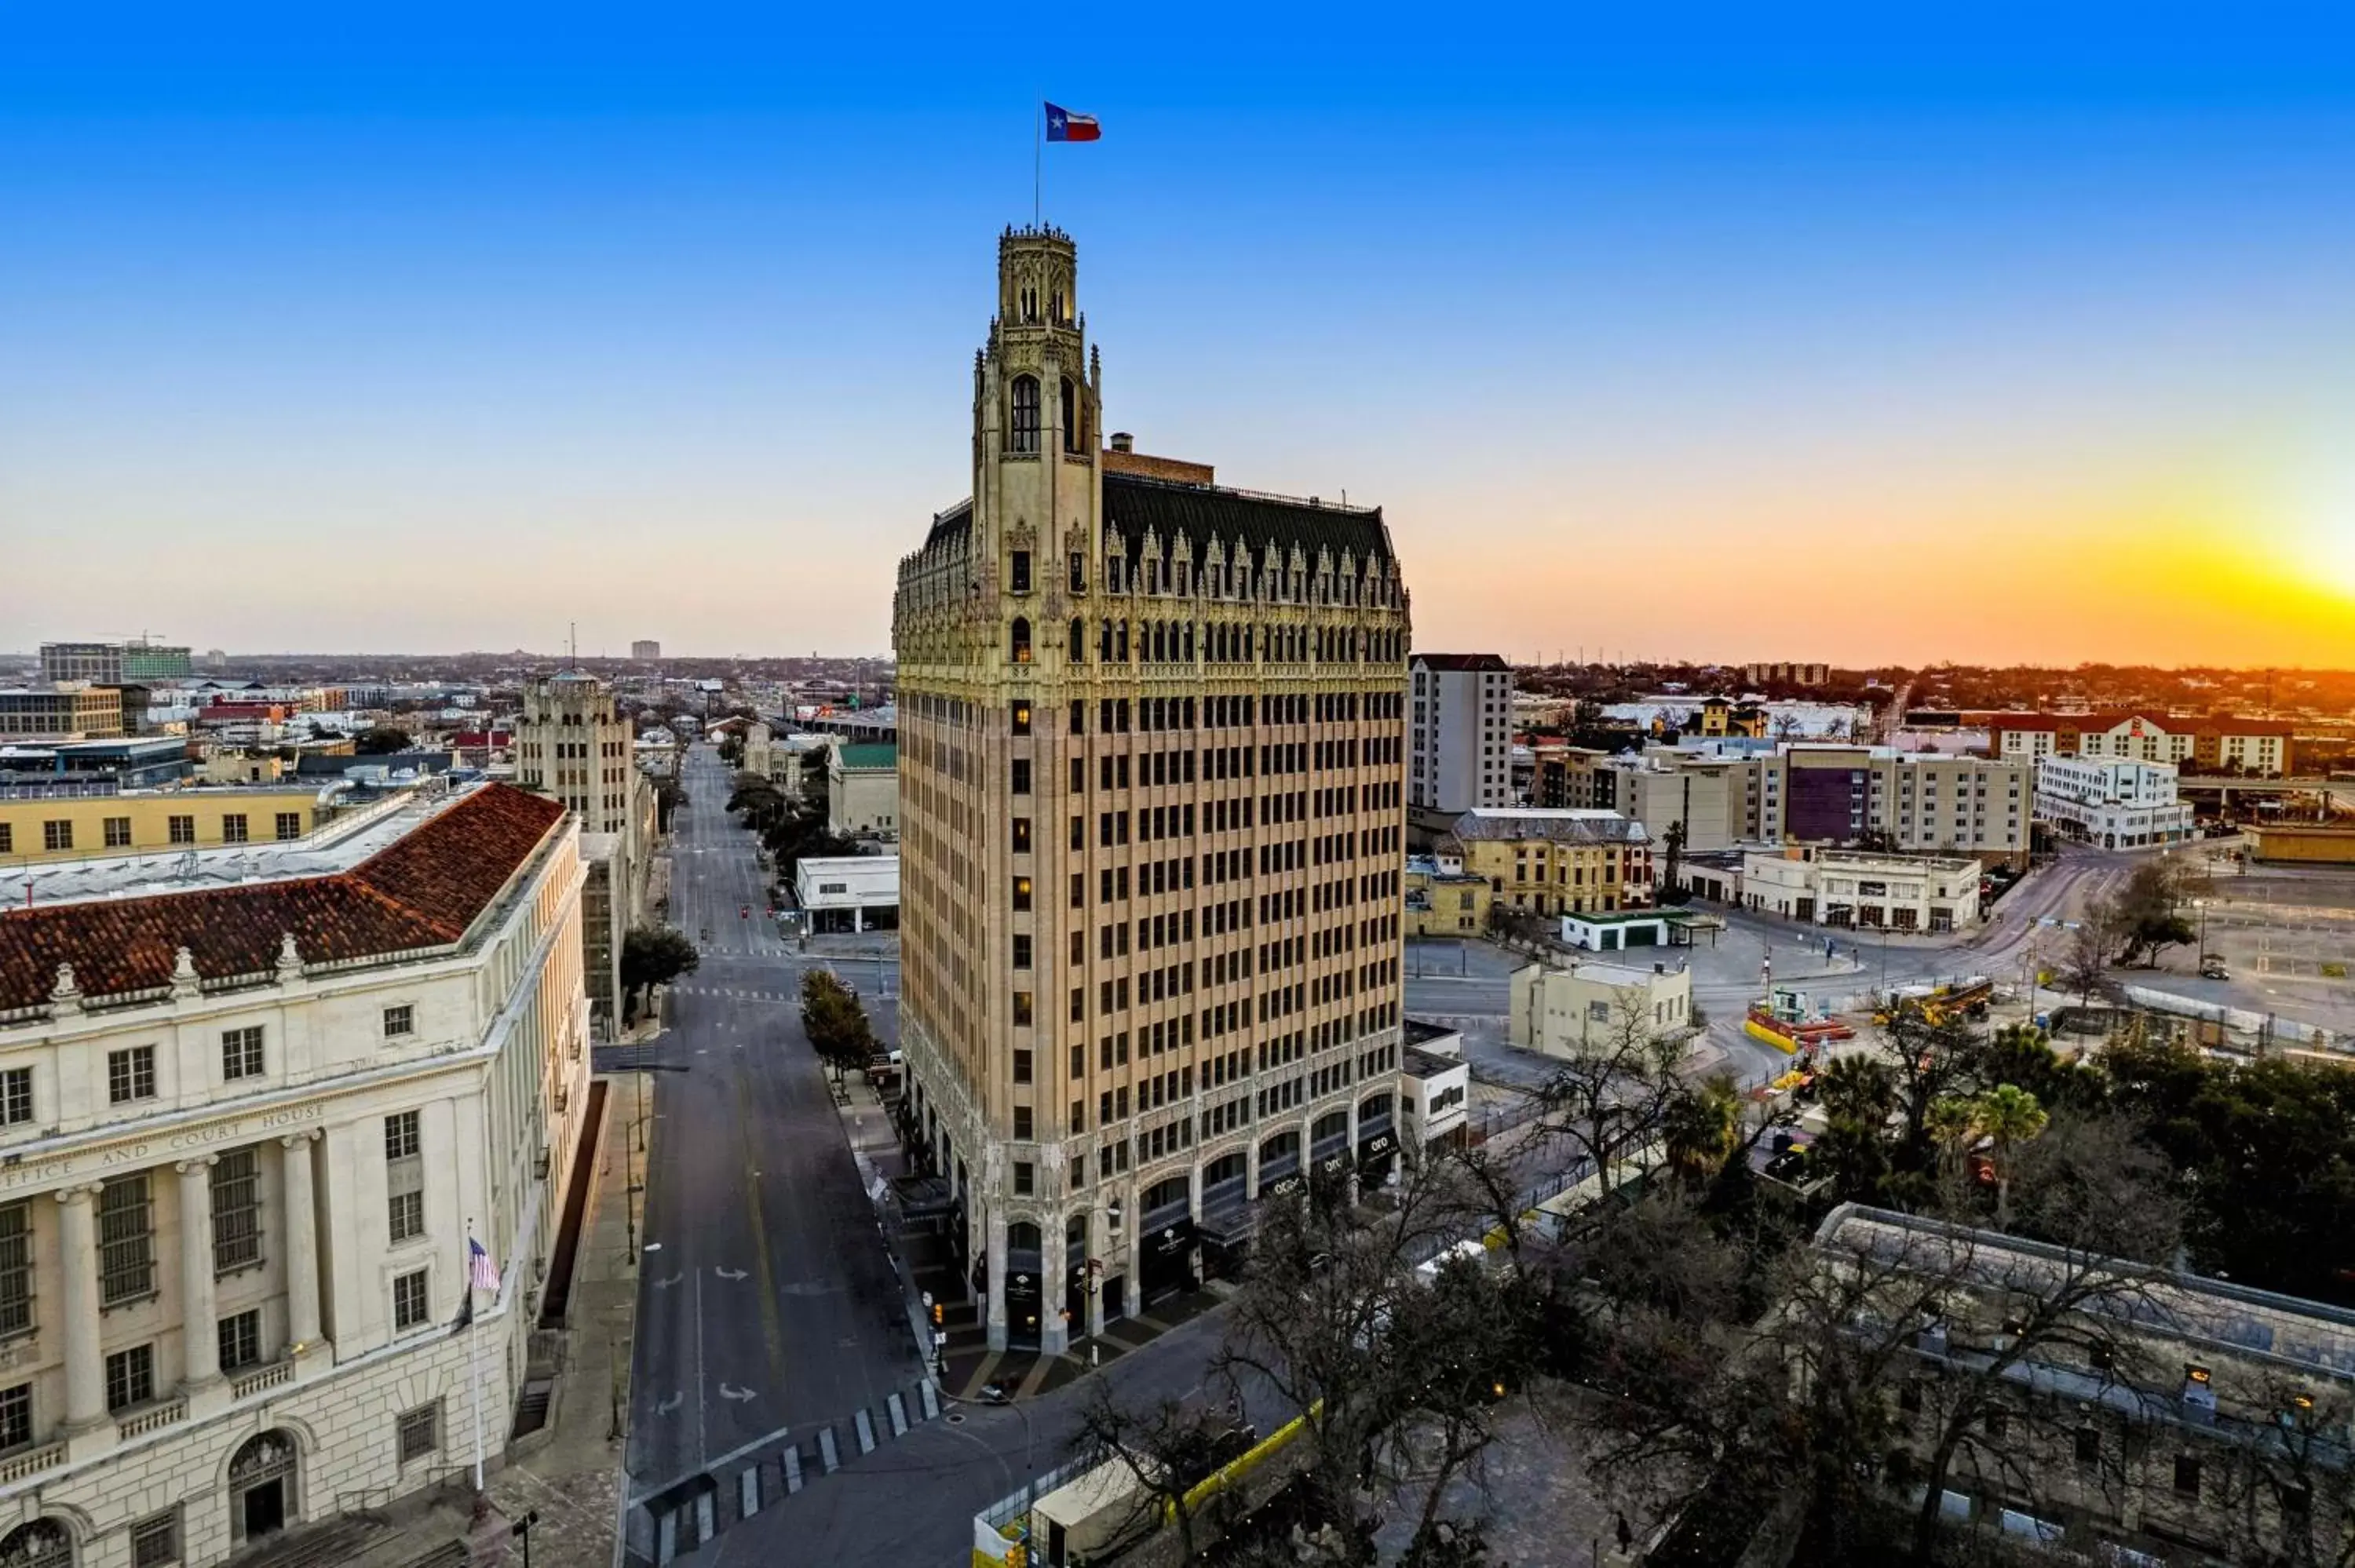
[892,227,1417,1353]
[0,784,587,1566]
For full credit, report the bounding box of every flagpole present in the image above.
[1034,96,1042,228]
[468,1218,485,1491]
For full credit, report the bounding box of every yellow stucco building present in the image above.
[0,787,352,865]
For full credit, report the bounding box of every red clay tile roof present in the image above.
[0,785,565,1012]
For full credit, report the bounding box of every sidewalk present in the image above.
[834,1067,1232,1407]
[342,1072,644,1568]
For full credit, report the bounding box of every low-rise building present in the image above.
[0,737,192,793]
[1508,959,1694,1056]
[794,854,900,932]
[2033,756,2196,851]
[1987,710,2296,777]
[1399,1021,1470,1150]
[1740,846,1982,934]
[0,686,132,743]
[1527,744,1621,811]
[2244,823,2355,865]
[1816,1205,2355,1566]
[0,785,383,866]
[825,742,899,838]
[1442,808,1652,917]
[1403,854,1491,938]
[0,782,588,1567]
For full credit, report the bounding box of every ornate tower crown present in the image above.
[997,224,1079,333]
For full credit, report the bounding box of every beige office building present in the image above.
[0,784,587,1566]
[513,673,654,1032]
[893,226,1414,1353]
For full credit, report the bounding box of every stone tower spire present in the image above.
[974,226,1102,622]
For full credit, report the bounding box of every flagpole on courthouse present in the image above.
[1034,95,1043,227]
[466,1219,487,1490]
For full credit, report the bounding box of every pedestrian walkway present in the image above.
[332,1072,645,1568]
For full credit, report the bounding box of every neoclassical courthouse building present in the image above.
[893,228,1415,1354]
[0,782,590,1566]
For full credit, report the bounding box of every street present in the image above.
[622,745,922,1507]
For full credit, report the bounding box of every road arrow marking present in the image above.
[656,1392,683,1416]
[714,1267,749,1282]
[652,1272,684,1291]
[719,1383,758,1402]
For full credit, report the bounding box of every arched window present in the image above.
[1100,619,1114,661]
[1152,622,1167,662]
[1068,618,1086,662]
[1010,376,1041,454]
[1061,377,1080,453]
[0,1519,72,1568]
[1115,621,1129,661]
[1010,618,1032,664]
[1008,1220,1042,1254]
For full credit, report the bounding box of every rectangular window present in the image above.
[104,816,132,848]
[1013,992,1034,1026]
[107,1043,159,1103]
[1010,550,1032,593]
[1013,1106,1034,1140]
[1011,816,1031,853]
[221,1026,265,1081]
[221,814,248,844]
[1011,877,1032,912]
[0,1070,30,1127]
[1013,934,1032,969]
[1014,1161,1034,1195]
[1012,702,1032,735]
[211,1149,262,1274]
[217,1308,262,1372]
[0,1205,27,1338]
[131,1511,180,1568]
[0,824,9,853]
[274,811,303,841]
[167,815,195,844]
[383,1005,414,1037]
[386,1110,425,1243]
[42,821,71,852]
[1013,1049,1033,1085]
[2174,1454,2200,1495]
[0,1384,27,1452]
[1010,759,1031,794]
[100,1176,155,1304]
[392,1268,430,1330]
[397,1401,441,1464]
[105,1342,155,1411]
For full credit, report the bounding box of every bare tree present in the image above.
[1533,984,1690,1200]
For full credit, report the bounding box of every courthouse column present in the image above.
[281,1132,327,1362]
[176,1157,222,1391]
[54,1187,108,1433]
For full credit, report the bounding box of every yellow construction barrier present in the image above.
[1744,1017,1800,1054]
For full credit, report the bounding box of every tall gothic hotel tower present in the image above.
[893,228,1413,1354]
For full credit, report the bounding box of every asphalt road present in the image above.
[623,744,922,1505]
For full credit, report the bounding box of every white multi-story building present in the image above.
[1409,655,1513,815]
[1740,846,1983,933]
[2033,756,2196,851]
[0,782,586,1567]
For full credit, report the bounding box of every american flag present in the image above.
[468,1237,501,1293]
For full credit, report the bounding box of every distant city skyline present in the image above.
[5,4,2353,667]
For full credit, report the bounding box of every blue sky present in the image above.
[5,2,2353,664]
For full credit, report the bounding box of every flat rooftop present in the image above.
[11,783,444,909]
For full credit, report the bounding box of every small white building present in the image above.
[1399,1023,1470,1150]
[1508,960,1695,1057]
[794,855,900,932]
[1740,847,1981,934]
[825,743,899,839]
[2033,756,2196,851]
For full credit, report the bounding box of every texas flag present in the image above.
[1044,103,1101,143]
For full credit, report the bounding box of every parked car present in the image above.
[2199,954,2230,981]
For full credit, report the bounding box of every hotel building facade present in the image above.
[892,227,1414,1354]
[0,783,588,1566]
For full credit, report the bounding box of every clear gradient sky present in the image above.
[5,3,2353,667]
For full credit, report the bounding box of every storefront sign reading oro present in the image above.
[0,1100,326,1191]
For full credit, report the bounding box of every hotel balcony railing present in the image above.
[230,1360,295,1399]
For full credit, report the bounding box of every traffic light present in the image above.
[931,1302,944,1327]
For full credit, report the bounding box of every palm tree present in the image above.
[1972,1084,2050,1230]
[1924,1095,1978,1183]
[1664,1074,1743,1180]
